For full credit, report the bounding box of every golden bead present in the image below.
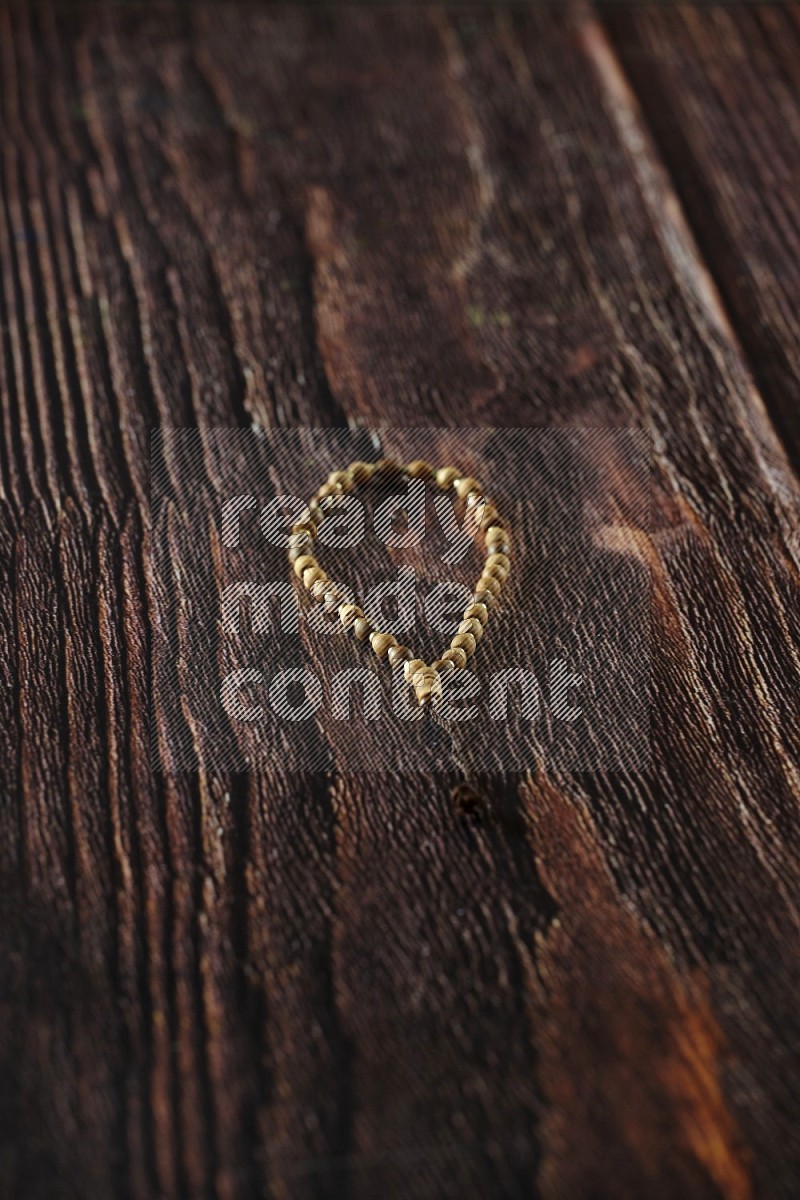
[323,585,345,611]
[432,657,456,675]
[473,589,497,610]
[317,481,342,500]
[459,617,483,641]
[375,457,400,474]
[387,644,413,668]
[353,617,372,641]
[404,657,427,683]
[454,476,482,500]
[414,673,443,708]
[484,525,509,549]
[477,574,502,598]
[405,459,433,478]
[370,631,397,658]
[451,631,476,656]
[292,519,317,538]
[339,603,364,629]
[487,552,510,572]
[348,461,375,484]
[442,647,467,670]
[483,562,508,583]
[293,554,317,578]
[319,496,345,515]
[303,566,326,589]
[435,466,460,489]
[479,505,499,531]
[464,602,489,626]
[327,470,353,492]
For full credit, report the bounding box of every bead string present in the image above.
[288,459,511,709]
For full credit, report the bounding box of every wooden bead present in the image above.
[405,459,433,478]
[451,631,476,657]
[482,562,508,583]
[289,543,310,563]
[459,617,483,642]
[404,658,427,683]
[288,532,312,553]
[348,461,375,484]
[473,589,497,610]
[442,647,467,670]
[477,574,502,598]
[487,552,510,572]
[479,505,499,530]
[375,457,400,474]
[370,631,397,658]
[302,566,326,589]
[432,657,456,675]
[454,475,482,500]
[464,602,489,626]
[387,644,413,668]
[353,617,372,641]
[305,500,323,525]
[293,554,317,578]
[339,603,364,629]
[312,578,329,601]
[435,466,460,489]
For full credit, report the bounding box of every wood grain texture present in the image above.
[607,3,800,472]
[0,5,799,1199]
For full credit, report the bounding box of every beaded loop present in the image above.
[288,460,510,708]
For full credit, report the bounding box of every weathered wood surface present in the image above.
[1,4,799,1199]
[609,3,800,471]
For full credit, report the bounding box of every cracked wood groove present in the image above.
[0,5,798,1200]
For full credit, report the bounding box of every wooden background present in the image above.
[1,3,799,1198]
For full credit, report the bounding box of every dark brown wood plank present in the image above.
[0,6,798,1200]
[606,2,800,471]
